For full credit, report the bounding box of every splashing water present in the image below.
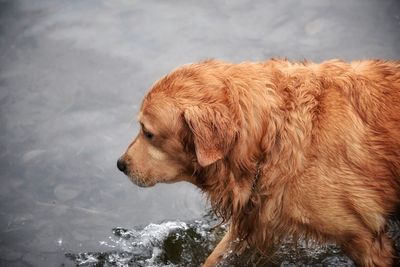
[66,215,400,266]
[66,215,225,267]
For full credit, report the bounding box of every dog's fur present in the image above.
[118,59,400,266]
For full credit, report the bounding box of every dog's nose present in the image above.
[117,158,127,173]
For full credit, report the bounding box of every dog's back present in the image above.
[319,60,400,181]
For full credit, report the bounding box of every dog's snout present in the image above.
[117,158,127,173]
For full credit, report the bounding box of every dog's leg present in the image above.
[203,228,233,267]
[341,232,394,267]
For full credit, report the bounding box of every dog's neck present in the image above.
[194,153,265,221]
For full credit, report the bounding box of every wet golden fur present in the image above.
[119,59,400,266]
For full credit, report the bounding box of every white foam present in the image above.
[138,221,189,247]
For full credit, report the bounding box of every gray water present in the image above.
[0,0,399,266]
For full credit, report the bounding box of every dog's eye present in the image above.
[143,129,154,140]
[140,122,154,140]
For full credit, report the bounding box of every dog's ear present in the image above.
[184,105,238,167]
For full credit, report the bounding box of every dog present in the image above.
[117,59,400,267]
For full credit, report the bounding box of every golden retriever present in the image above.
[117,59,400,267]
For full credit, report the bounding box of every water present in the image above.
[65,215,400,266]
[65,212,360,267]
[65,212,222,267]
[66,220,218,267]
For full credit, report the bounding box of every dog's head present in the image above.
[117,61,240,187]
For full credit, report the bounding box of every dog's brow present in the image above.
[137,112,143,121]
[140,122,151,133]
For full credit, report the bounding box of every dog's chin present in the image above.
[127,175,155,188]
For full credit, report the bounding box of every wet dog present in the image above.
[118,59,400,267]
